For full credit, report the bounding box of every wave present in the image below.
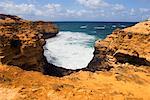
[94,26,105,30]
[44,31,96,70]
[80,25,87,29]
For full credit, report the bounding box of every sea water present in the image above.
[44,22,136,69]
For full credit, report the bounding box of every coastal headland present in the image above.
[0,14,150,100]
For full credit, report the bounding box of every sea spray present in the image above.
[44,31,96,69]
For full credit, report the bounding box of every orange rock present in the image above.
[0,14,58,72]
[0,20,150,100]
[87,21,150,71]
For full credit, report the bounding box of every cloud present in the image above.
[76,0,125,11]
[0,0,149,21]
[129,8,150,16]
[139,8,150,13]
[0,1,62,18]
[76,0,127,16]
[77,0,109,9]
[113,4,125,11]
[0,1,94,20]
[34,3,62,16]
[45,3,61,12]
[130,8,136,15]
[0,1,35,15]
[65,9,88,17]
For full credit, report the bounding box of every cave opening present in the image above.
[114,53,150,66]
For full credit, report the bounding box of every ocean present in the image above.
[44,22,137,69]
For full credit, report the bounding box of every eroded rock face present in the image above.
[33,21,59,39]
[0,14,58,72]
[0,19,150,99]
[0,64,150,99]
[87,21,150,71]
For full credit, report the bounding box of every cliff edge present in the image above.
[0,14,58,72]
[87,21,150,71]
[0,17,150,99]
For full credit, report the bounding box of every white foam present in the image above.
[44,31,95,69]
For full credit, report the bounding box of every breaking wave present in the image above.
[44,31,96,69]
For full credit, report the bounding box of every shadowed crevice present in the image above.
[114,53,150,66]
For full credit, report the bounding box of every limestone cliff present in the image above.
[0,16,150,99]
[87,21,150,71]
[0,14,58,72]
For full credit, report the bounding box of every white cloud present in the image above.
[0,0,149,21]
[128,8,150,16]
[77,0,109,9]
[65,9,89,17]
[113,4,125,11]
[0,1,35,15]
[0,1,92,19]
[129,8,135,16]
[139,8,150,13]
[45,3,61,12]
[0,1,62,18]
[76,0,127,17]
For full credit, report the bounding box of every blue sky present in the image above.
[0,0,149,21]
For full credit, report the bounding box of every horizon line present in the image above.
[51,21,138,23]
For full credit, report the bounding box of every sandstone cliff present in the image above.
[87,21,150,72]
[0,16,150,100]
[0,14,58,72]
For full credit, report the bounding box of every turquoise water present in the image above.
[44,22,137,69]
[55,22,137,39]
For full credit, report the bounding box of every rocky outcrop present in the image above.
[0,14,59,72]
[0,14,22,21]
[0,63,150,100]
[33,21,59,39]
[87,21,150,71]
[0,18,150,99]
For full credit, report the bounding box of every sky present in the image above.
[0,0,150,21]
